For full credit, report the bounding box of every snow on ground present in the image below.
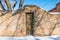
[0,35,60,40]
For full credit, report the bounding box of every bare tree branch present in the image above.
[11,0,17,10]
[0,0,5,11]
[5,0,12,12]
[19,0,24,9]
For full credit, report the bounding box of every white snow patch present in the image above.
[0,35,60,40]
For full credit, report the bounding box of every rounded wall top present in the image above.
[24,5,39,13]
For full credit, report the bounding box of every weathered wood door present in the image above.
[26,12,34,35]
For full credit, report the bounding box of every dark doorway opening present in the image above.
[26,12,35,35]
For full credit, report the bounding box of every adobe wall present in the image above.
[34,8,60,36]
[24,5,60,36]
[0,12,26,36]
[0,5,60,36]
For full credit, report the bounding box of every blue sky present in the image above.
[10,0,60,11]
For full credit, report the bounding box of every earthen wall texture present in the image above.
[0,5,60,36]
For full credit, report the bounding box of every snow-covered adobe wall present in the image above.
[0,5,60,36]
